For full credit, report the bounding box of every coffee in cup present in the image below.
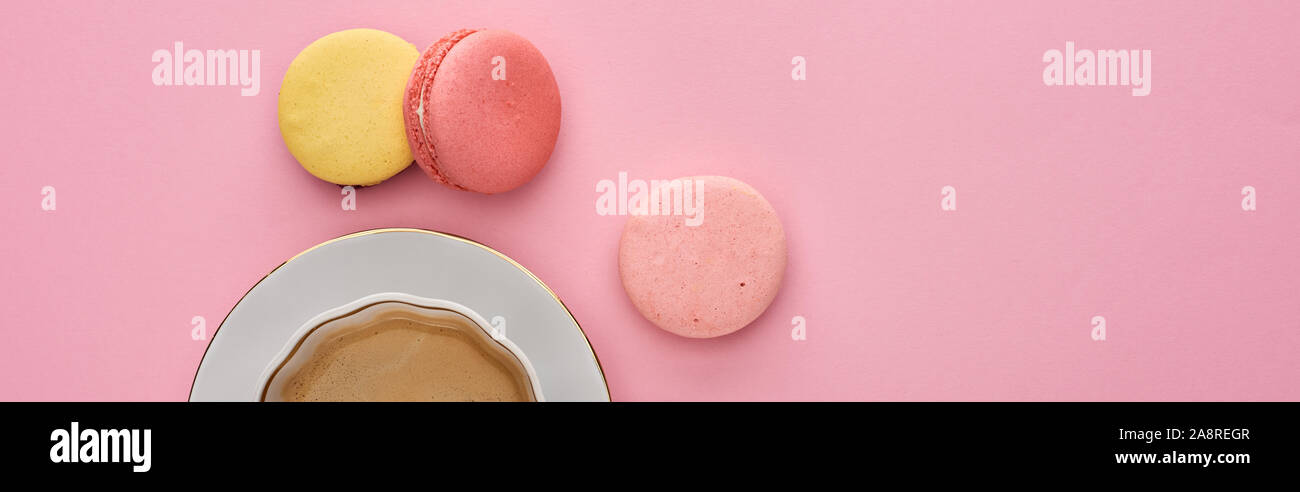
[259,296,540,402]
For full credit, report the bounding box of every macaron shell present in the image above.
[420,30,561,194]
[403,29,479,188]
[619,176,787,338]
[278,29,418,186]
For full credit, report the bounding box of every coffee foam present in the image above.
[264,308,535,402]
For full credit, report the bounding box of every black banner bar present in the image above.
[4,403,1293,478]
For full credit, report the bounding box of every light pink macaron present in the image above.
[403,29,561,194]
[619,176,787,338]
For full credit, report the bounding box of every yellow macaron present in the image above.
[278,29,419,186]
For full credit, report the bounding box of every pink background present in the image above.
[2,0,1298,401]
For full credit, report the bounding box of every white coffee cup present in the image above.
[254,292,544,401]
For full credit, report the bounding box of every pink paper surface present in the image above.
[2,0,1297,401]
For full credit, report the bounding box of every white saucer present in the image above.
[190,228,610,402]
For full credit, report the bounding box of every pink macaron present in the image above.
[619,176,787,338]
[403,29,561,194]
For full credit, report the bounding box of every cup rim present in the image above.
[254,292,546,402]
